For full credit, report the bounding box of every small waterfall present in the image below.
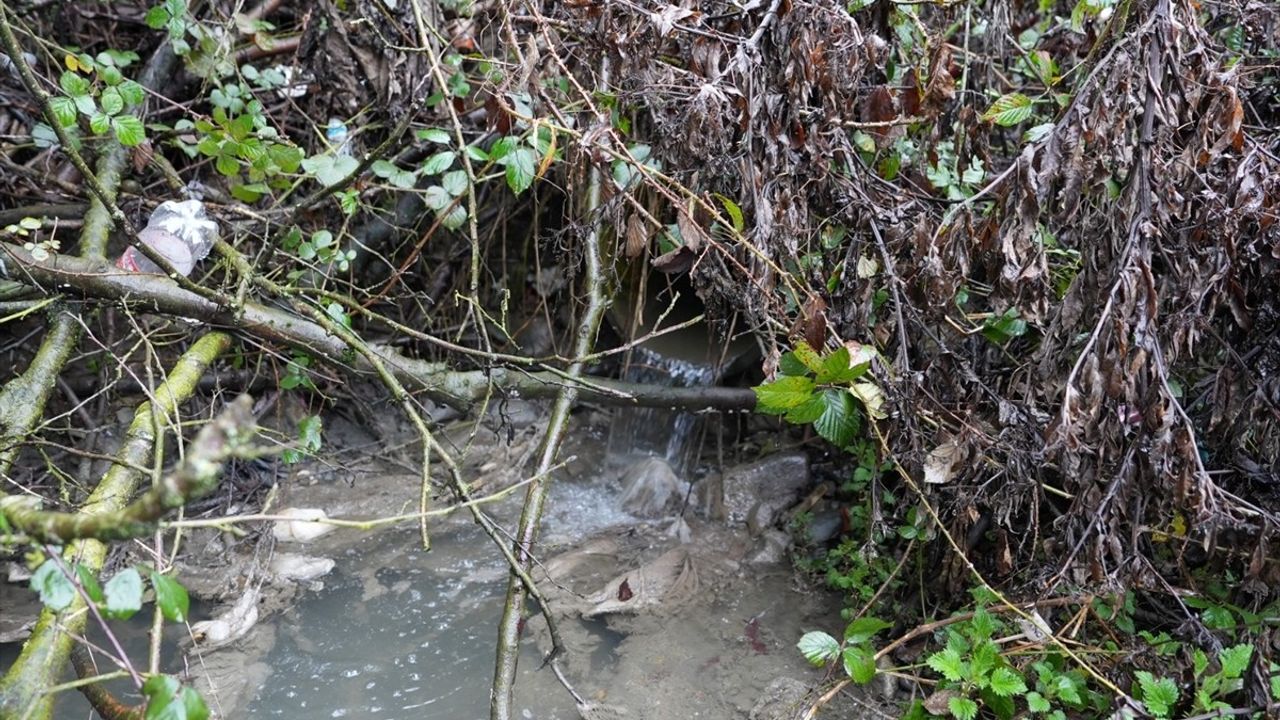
[607,346,716,479]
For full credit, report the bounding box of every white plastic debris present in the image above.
[271,507,336,543]
[116,200,219,276]
[269,552,335,582]
[326,118,351,156]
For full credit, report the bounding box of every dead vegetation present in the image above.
[0,0,1278,717]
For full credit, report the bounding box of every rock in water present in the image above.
[718,453,809,528]
[618,456,682,518]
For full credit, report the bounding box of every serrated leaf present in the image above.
[421,150,456,175]
[1026,691,1051,713]
[1135,671,1177,718]
[60,71,91,97]
[49,96,77,128]
[948,696,978,720]
[441,169,469,196]
[73,93,97,116]
[791,341,824,373]
[100,87,124,115]
[843,616,892,645]
[982,93,1034,127]
[118,81,145,107]
[503,147,536,194]
[813,389,858,448]
[988,667,1027,697]
[440,204,467,231]
[30,560,76,611]
[423,185,451,212]
[753,375,815,414]
[927,647,966,682]
[783,394,825,425]
[842,645,877,684]
[150,572,190,623]
[111,115,145,146]
[103,568,143,619]
[89,111,111,135]
[969,607,996,641]
[1218,644,1252,679]
[797,631,840,667]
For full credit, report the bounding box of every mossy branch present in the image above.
[0,395,259,543]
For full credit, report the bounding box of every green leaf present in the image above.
[842,645,877,684]
[813,389,859,448]
[988,667,1027,697]
[111,115,146,146]
[416,127,451,144]
[100,87,124,115]
[503,147,537,194]
[816,346,869,384]
[797,631,840,667]
[843,616,892,645]
[1026,691,1051,713]
[103,568,143,619]
[150,572,190,623]
[49,96,77,127]
[791,342,824,374]
[59,71,91,97]
[441,169,469,196]
[783,394,825,425]
[1218,644,1252,679]
[421,150,456,175]
[423,185,452,212]
[144,5,171,29]
[753,375,816,414]
[300,153,358,187]
[927,647,966,682]
[89,111,111,135]
[982,93,1034,126]
[440,204,467,231]
[778,351,810,377]
[969,606,996,641]
[981,307,1028,344]
[30,560,76,611]
[142,675,209,720]
[75,564,104,604]
[713,193,745,233]
[948,696,978,720]
[1135,671,1178,718]
[215,151,239,177]
[118,80,145,107]
[73,93,97,116]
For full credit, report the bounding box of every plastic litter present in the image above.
[325,118,351,156]
[116,200,219,276]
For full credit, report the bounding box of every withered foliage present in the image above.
[497,0,1280,599]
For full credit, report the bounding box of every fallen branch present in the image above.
[0,395,259,543]
[0,243,758,413]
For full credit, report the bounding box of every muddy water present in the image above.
[244,520,581,719]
